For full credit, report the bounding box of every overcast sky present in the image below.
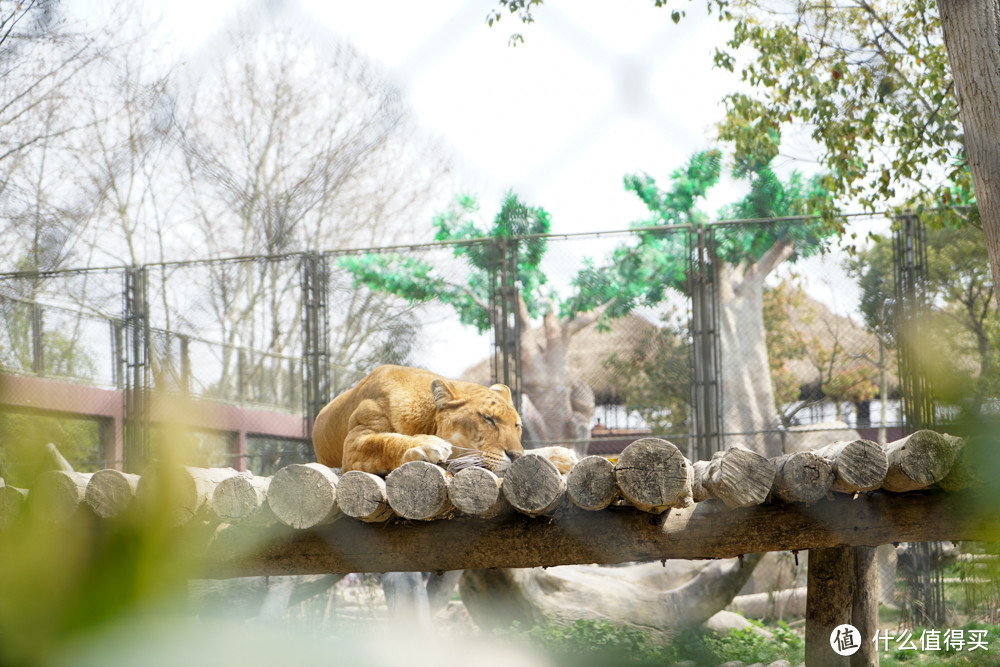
[160,0,750,236]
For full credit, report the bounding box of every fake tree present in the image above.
[343,151,834,456]
[338,193,606,448]
[569,149,835,456]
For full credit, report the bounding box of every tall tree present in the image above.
[572,151,834,456]
[490,0,1000,311]
[170,5,451,399]
[340,192,603,448]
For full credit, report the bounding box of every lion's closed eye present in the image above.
[480,413,497,428]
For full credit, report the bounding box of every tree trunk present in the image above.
[938,0,1000,314]
[517,302,602,452]
[460,554,762,643]
[718,252,790,458]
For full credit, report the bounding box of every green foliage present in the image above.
[498,619,674,665]
[845,221,999,416]
[339,192,550,334]
[716,0,970,215]
[704,622,805,665]
[497,618,806,667]
[0,413,103,485]
[603,313,692,434]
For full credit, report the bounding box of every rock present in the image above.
[703,610,773,639]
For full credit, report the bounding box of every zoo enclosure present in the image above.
[0,214,989,475]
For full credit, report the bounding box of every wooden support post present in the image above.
[852,546,879,667]
[807,546,855,666]
[807,545,879,666]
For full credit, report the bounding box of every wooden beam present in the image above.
[199,490,998,578]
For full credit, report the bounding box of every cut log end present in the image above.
[502,454,566,516]
[883,430,956,492]
[31,470,93,523]
[386,461,452,521]
[0,485,28,528]
[136,465,240,526]
[826,439,889,493]
[770,451,834,505]
[448,466,507,517]
[336,470,394,522]
[268,463,340,529]
[85,469,140,519]
[614,438,690,513]
[693,444,774,509]
[212,472,272,525]
[566,455,618,511]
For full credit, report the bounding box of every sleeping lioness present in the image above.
[312,365,577,475]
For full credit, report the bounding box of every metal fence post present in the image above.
[490,238,522,411]
[302,252,330,440]
[30,302,44,375]
[122,265,150,472]
[689,225,722,461]
[893,212,934,432]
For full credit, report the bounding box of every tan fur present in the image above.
[312,365,526,475]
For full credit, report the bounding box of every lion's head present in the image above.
[430,377,523,472]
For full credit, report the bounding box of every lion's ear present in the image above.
[489,384,513,405]
[431,378,458,409]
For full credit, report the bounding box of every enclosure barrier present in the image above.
[2,429,996,666]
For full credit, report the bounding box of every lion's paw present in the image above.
[403,436,453,464]
[530,445,579,474]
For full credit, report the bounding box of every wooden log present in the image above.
[448,466,509,518]
[692,443,775,508]
[336,470,394,522]
[770,451,835,504]
[43,442,75,472]
[806,545,854,666]
[267,462,340,529]
[85,469,140,519]
[202,491,999,577]
[502,453,566,516]
[136,465,240,526]
[386,461,453,521]
[882,430,956,492]
[30,470,93,523]
[613,437,691,513]
[812,439,889,493]
[0,484,28,529]
[938,434,978,492]
[566,455,618,511]
[211,472,275,525]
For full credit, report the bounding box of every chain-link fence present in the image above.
[0,215,991,470]
[0,215,995,626]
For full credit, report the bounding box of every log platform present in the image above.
[1,428,994,667]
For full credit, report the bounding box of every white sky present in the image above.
[159,0,748,235]
[143,0,873,376]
